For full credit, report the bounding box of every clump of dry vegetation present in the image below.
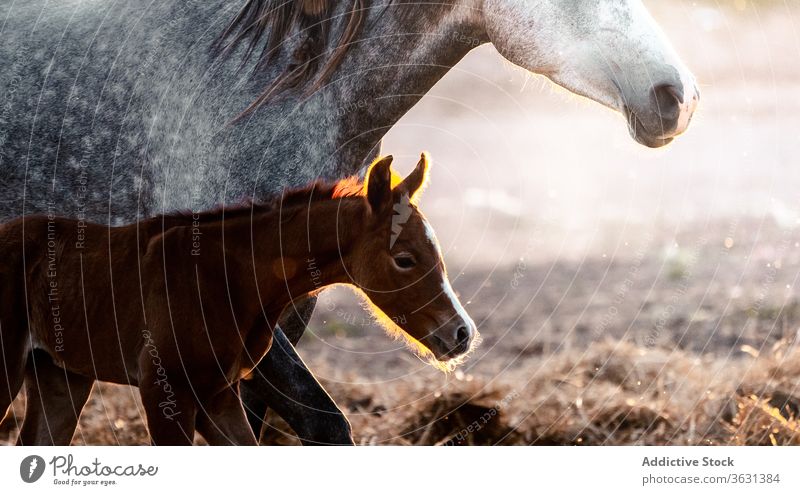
[727,339,800,445]
[399,389,522,445]
[726,395,799,445]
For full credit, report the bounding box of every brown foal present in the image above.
[0,154,477,445]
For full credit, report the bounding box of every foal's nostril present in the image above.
[456,325,470,345]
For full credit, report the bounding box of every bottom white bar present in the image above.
[2,447,796,493]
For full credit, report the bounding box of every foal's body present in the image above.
[2,155,475,445]
[6,198,358,443]
[5,212,283,443]
[20,212,281,376]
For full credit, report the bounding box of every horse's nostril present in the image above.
[456,325,470,345]
[649,83,684,134]
[652,83,683,109]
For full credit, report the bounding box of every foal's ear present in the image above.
[396,152,430,204]
[366,155,394,214]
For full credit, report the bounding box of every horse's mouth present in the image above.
[624,105,674,149]
[425,334,472,362]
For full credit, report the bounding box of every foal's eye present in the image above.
[392,253,417,270]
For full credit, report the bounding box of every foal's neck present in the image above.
[245,197,368,313]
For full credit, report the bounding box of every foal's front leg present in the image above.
[140,381,197,446]
[196,384,257,446]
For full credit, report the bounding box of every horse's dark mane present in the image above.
[215,0,370,119]
[163,177,363,225]
[214,1,454,120]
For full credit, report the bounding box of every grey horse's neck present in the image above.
[226,1,486,177]
[288,2,487,167]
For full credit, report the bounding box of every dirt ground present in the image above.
[3,1,800,445]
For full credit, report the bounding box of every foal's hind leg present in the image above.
[196,384,257,446]
[17,350,94,446]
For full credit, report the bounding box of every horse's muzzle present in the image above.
[623,72,700,148]
[427,319,477,361]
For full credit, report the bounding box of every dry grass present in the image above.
[257,339,800,446]
[2,338,798,446]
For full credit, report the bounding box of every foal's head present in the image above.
[345,154,478,368]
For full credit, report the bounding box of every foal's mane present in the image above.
[164,176,364,225]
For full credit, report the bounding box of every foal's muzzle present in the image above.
[427,319,477,361]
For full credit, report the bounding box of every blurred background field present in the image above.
[3,0,800,445]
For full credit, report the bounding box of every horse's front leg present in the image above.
[279,295,319,345]
[17,350,94,445]
[239,298,312,437]
[240,298,354,445]
[196,383,257,446]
